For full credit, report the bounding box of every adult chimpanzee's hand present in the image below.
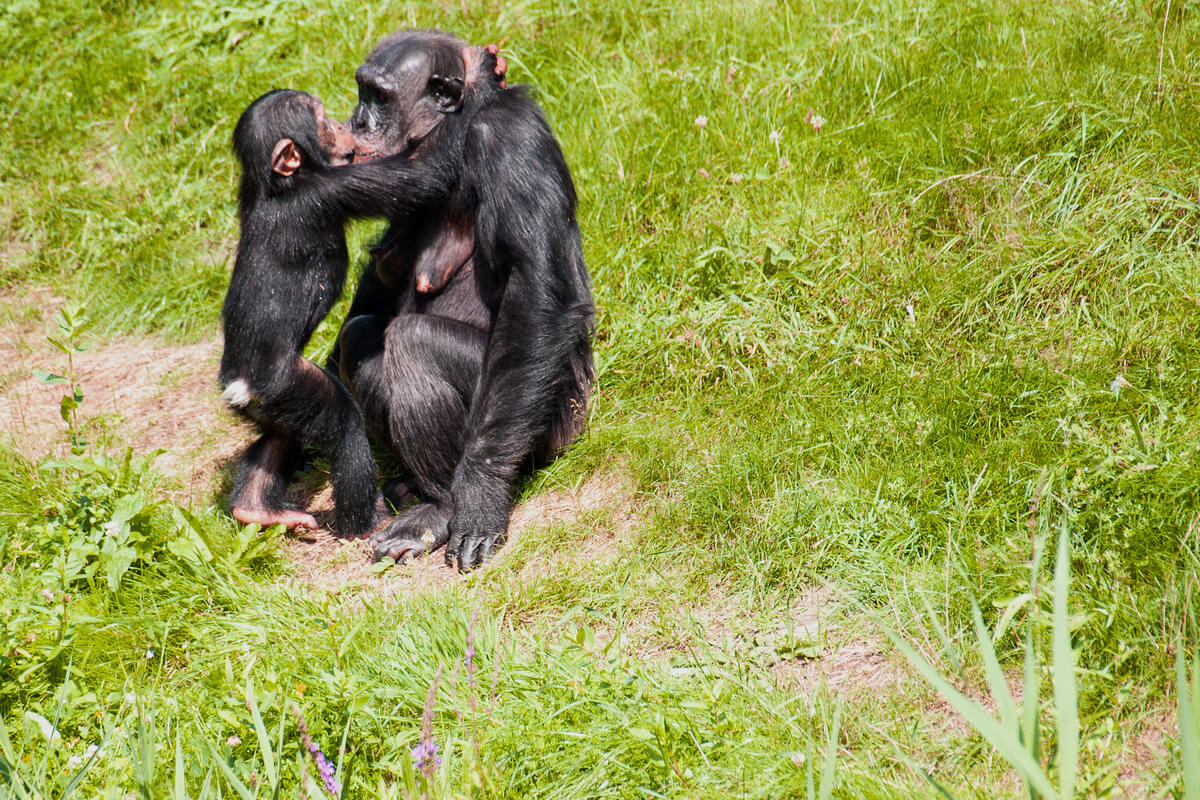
[445,482,509,572]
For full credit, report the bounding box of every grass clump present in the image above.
[2,0,1200,795]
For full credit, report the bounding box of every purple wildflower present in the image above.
[415,668,444,779]
[411,739,442,772]
[294,709,342,797]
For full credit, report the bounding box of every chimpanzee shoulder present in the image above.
[462,89,578,254]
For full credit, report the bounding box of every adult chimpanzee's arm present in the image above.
[444,99,595,571]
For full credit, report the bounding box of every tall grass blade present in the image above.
[921,591,963,677]
[972,599,1018,730]
[1021,625,1042,800]
[272,698,286,800]
[59,729,106,799]
[173,730,186,800]
[244,677,277,789]
[886,628,1057,799]
[133,698,156,799]
[1178,646,1199,800]
[818,703,840,800]
[1052,523,1078,799]
[211,747,256,800]
[0,716,30,800]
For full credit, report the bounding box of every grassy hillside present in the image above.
[2,0,1199,796]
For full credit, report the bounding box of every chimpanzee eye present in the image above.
[358,84,383,106]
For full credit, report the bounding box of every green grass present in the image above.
[3,0,1200,796]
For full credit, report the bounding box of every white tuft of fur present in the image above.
[221,378,253,409]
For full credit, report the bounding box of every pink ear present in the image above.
[271,139,302,176]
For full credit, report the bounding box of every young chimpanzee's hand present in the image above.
[484,43,507,87]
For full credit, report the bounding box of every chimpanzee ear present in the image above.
[271,139,303,177]
[429,74,464,114]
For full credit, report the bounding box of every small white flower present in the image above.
[69,744,100,767]
[103,520,120,538]
[40,588,55,603]
[145,647,154,659]
[694,115,708,128]
[227,735,242,747]
[1110,374,1131,396]
[769,130,781,143]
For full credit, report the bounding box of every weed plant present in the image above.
[1,0,1199,796]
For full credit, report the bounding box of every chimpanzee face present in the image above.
[313,99,355,167]
[350,31,469,160]
[264,95,356,179]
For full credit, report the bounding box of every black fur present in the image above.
[329,31,595,570]
[221,88,464,537]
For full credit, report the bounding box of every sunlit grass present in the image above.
[1,0,1199,795]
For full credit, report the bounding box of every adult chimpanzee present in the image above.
[328,30,594,571]
[220,68,497,537]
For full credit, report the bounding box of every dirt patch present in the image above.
[506,469,639,578]
[778,638,902,696]
[0,316,239,503]
[0,306,645,602]
[730,588,908,698]
[1116,709,1174,796]
[281,468,642,603]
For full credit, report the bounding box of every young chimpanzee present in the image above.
[220,76,494,537]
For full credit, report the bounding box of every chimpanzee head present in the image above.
[233,89,356,200]
[350,30,500,160]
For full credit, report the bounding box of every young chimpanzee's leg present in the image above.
[230,432,313,529]
[338,313,485,560]
[237,358,378,537]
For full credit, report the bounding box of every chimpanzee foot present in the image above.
[232,505,318,531]
[369,501,451,562]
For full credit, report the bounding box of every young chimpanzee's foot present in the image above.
[230,433,314,530]
[231,504,318,531]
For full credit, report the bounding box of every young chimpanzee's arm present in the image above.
[298,142,464,221]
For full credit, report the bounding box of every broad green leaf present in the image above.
[33,369,68,385]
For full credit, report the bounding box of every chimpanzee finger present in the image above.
[455,531,498,572]
[371,502,450,561]
[483,43,508,86]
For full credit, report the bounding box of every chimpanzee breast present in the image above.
[400,256,492,331]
